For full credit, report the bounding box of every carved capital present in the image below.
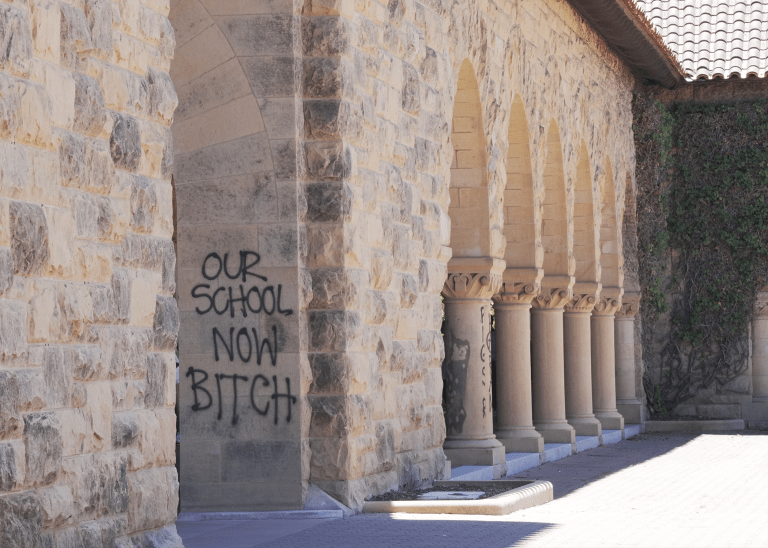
[442,272,502,300]
[755,301,768,317]
[592,286,622,316]
[616,293,641,318]
[565,282,600,313]
[531,287,573,309]
[565,293,599,313]
[593,297,621,316]
[493,281,539,304]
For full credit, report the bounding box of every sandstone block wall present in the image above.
[0,0,181,545]
[169,0,307,512]
[170,0,641,512]
[300,0,638,508]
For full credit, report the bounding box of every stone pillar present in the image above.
[615,294,643,424]
[752,296,768,403]
[493,270,544,453]
[591,290,624,431]
[442,263,507,476]
[563,285,602,437]
[531,279,576,444]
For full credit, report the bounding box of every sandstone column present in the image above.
[563,285,603,437]
[442,262,507,476]
[615,294,643,423]
[531,279,576,444]
[752,294,768,402]
[591,290,624,430]
[493,270,544,453]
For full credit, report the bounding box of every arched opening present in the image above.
[447,59,491,258]
[541,120,572,279]
[441,59,505,471]
[504,96,540,269]
[573,142,599,285]
[599,159,622,290]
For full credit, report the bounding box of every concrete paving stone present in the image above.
[624,424,642,438]
[574,435,599,452]
[543,443,572,462]
[451,465,494,481]
[602,429,623,444]
[504,452,541,476]
[177,432,768,548]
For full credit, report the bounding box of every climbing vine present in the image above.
[634,95,768,416]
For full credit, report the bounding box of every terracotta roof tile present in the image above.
[635,0,768,80]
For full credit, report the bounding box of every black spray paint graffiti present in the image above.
[186,368,296,426]
[480,306,492,418]
[187,251,296,425]
[442,322,469,436]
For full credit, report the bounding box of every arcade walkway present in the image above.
[177,430,768,548]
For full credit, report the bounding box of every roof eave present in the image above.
[567,0,686,88]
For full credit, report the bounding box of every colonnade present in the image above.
[442,269,643,467]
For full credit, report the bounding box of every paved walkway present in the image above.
[177,431,768,548]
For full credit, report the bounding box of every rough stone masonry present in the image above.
[0,0,181,545]
[171,0,638,513]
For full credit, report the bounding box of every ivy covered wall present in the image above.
[634,83,768,420]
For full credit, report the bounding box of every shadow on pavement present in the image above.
[259,514,555,548]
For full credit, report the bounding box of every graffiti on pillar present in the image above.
[186,251,296,426]
[443,323,469,435]
[479,306,492,418]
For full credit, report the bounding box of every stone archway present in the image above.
[169,2,304,512]
[441,59,506,477]
[493,95,544,454]
[529,120,576,444]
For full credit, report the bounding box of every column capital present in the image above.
[754,290,768,317]
[531,275,574,309]
[565,282,601,313]
[493,268,543,305]
[616,292,641,318]
[593,287,623,316]
[443,257,505,300]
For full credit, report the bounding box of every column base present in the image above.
[443,443,507,478]
[616,399,644,424]
[566,415,602,437]
[495,428,544,453]
[533,421,575,444]
[595,410,624,430]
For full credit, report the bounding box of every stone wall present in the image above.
[299,0,637,508]
[169,0,640,512]
[0,0,180,545]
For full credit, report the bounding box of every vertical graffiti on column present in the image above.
[185,251,296,426]
[480,306,487,418]
[443,321,469,435]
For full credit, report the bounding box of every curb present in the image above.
[361,480,553,516]
[177,510,344,521]
[644,419,745,433]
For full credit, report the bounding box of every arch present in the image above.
[573,141,600,284]
[503,96,540,269]
[541,120,572,277]
[599,159,622,289]
[448,59,491,258]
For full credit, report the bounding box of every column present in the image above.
[493,272,544,453]
[531,280,576,444]
[591,289,624,430]
[615,293,643,424]
[442,264,507,476]
[753,297,768,402]
[563,285,602,437]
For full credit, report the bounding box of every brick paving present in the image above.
[177,431,768,548]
